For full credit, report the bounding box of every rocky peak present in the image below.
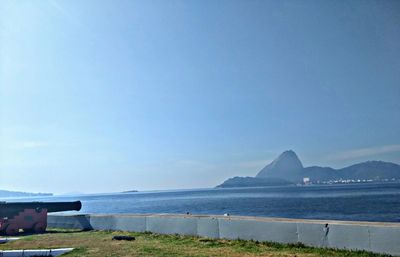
[256,150,303,178]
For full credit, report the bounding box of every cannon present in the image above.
[0,201,81,235]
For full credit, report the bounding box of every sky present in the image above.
[0,0,399,194]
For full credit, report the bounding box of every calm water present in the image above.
[3,183,400,222]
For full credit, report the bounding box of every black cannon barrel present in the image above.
[0,201,82,215]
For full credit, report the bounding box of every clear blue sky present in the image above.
[1,0,399,194]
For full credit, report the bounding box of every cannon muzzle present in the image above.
[39,201,82,212]
[0,201,82,216]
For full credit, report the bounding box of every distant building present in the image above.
[303,177,310,185]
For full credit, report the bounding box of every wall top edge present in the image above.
[48,214,400,227]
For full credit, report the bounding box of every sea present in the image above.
[2,183,400,222]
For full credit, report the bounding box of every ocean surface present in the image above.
[2,183,400,222]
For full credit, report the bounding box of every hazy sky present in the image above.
[1,0,399,194]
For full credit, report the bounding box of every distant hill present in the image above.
[216,177,293,188]
[0,189,53,198]
[122,190,138,193]
[217,150,400,188]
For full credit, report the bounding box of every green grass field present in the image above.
[0,229,392,257]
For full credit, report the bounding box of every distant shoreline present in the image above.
[0,189,53,198]
[121,190,139,193]
[216,180,400,189]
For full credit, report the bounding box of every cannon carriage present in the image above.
[0,201,82,235]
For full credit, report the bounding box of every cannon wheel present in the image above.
[5,224,19,236]
[33,222,46,233]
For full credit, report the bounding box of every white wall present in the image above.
[48,214,400,256]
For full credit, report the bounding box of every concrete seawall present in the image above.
[48,214,400,256]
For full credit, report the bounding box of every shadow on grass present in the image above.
[45,228,92,234]
[1,228,92,237]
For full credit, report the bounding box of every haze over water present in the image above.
[5,183,400,222]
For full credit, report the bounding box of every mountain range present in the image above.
[217,150,400,188]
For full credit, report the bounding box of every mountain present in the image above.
[301,166,338,182]
[0,189,53,198]
[338,161,400,180]
[256,150,303,181]
[300,161,400,182]
[217,150,400,188]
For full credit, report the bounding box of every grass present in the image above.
[0,229,392,257]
